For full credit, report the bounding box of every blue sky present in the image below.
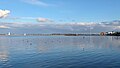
[1,0,120,34]
[0,0,120,23]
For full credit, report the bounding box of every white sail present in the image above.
[8,32,11,35]
[24,33,26,36]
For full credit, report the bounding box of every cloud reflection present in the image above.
[0,46,9,62]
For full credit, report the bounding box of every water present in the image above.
[0,36,120,68]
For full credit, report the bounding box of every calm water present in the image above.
[0,36,120,68]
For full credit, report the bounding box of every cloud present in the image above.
[0,20,120,33]
[37,18,53,23]
[0,9,10,18]
[22,0,49,6]
[0,25,10,29]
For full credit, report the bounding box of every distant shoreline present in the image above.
[0,33,118,36]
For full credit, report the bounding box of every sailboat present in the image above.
[8,32,11,36]
[24,33,26,36]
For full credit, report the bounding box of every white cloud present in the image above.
[22,0,48,6]
[0,25,10,29]
[0,20,120,33]
[68,22,96,26]
[0,9,10,18]
[37,18,53,23]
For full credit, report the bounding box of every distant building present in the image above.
[106,31,120,36]
[106,31,115,35]
[100,32,105,36]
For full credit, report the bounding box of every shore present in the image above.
[0,33,104,36]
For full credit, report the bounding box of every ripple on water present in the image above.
[0,36,120,68]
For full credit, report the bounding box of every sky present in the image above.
[0,0,120,23]
[0,0,120,33]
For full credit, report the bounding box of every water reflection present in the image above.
[112,36,120,40]
[0,51,8,62]
[0,45,11,68]
[0,36,120,68]
[37,45,49,53]
[0,45,9,61]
